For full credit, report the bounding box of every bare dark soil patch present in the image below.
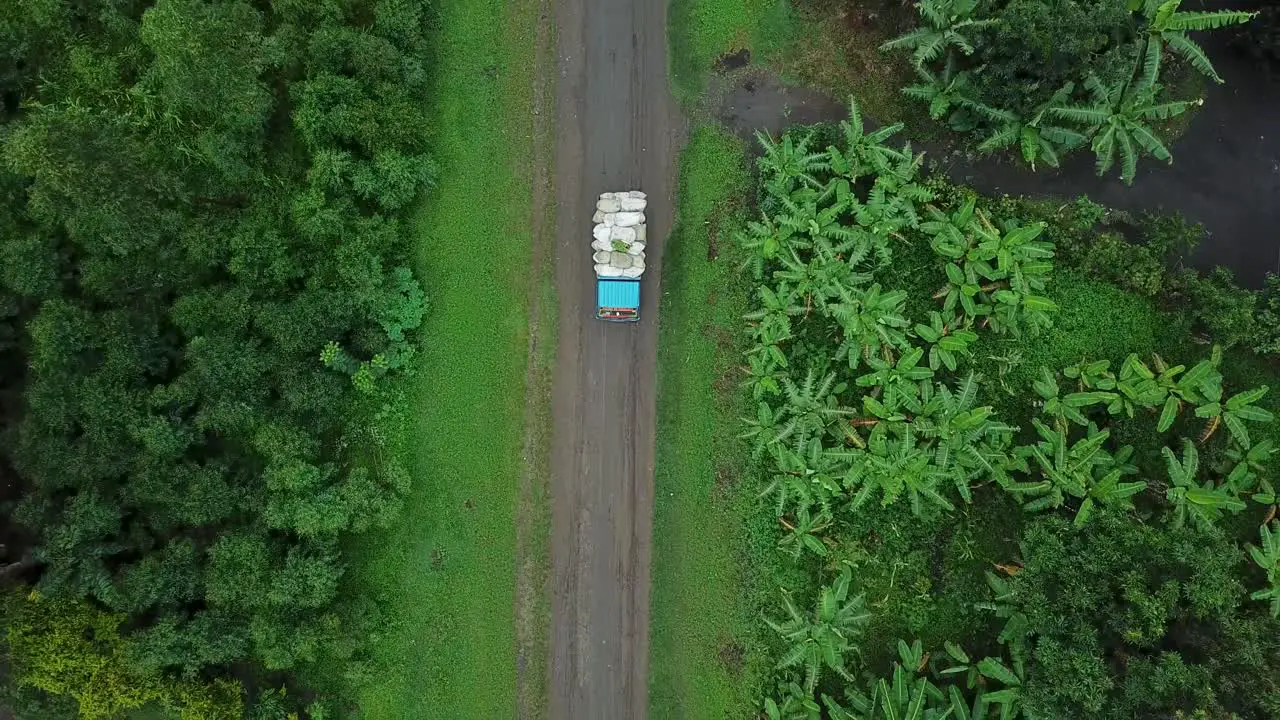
[718,640,746,675]
[715,48,752,73]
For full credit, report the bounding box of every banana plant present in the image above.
[971,83,1086,170]
[930,209,1056,335]
[779,505,835,559]
[880,0,999,69]
[761,438,852,518]
[773,245,861,315]
[1008,420,1145,525]
[742,400,787,458]
[1033,367,1116,432]
[856,346,936,414]
[853,181,924,268]
[851,421,955,516]
[828,283,912,370]
[903,56,979,122]
[976,571,1031,661]
[1163,439,1246,529]
[832,97,910,178]
[935,259,995,323]
[774,185,862,253]
[1062,358,1116,391]
[1248,522,1280,618]
[1132,0,1255,85]
[915,311,979,371]
[1195,384,1274,449]
[765,564,870,692]
[1221,439,1278,505]
[743,352,784,400]
[764,679,822,720]
[1048,73,1200,185]
[967,217,1057,336]
[744,284,801,354]
[776,370,859,453]
[939,643,1025,720]
[824,223,893,271]
[737,214,802,279]
[744,322,793,395]
[755,128,830,194]
[839,640,951,719]
[857,150,932,233]
[922,195,980,260]
[916,373,1017,502]
[1108,350,1222,427]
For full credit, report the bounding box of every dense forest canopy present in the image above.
[0,0,433,715]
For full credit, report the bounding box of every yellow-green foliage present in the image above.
[4,590,243,720]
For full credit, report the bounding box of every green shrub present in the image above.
[1010,514,1261,719]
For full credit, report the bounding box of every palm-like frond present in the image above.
[1249,522,1280,617]
[766,566,870,691]
[1140,0,1255,83]
[1163,8,1255,30]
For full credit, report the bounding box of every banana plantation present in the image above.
[738,101,1280,718]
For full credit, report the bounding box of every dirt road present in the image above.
[548,0,681,716]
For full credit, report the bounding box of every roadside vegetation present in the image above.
[649,126,769,718]
[722,107,1280,717]
[0,0,543,718]
[343,0,546,715]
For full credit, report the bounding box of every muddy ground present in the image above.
[547,0,682,716]
[717,34,1280,287]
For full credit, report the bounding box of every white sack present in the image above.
[620,197,647,212]
[613,211,644,227]
[609,226,637,243]
[592,238,612,252]
[610,252,634,269]
[596,264,624,277]
[627,190,647,199]
[634,224,646,243]
[593,224,610,242]
[593,250,611,264]
[621,267,644,278]
[592,210,606,224]
[632,255,646,270]
[599,192,617,200]
[627,242,646,255]
[596,198,622,213]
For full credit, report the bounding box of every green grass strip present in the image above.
[349,0,540,715]
[649,125,769,718]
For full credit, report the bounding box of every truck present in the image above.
[592,190,647,322]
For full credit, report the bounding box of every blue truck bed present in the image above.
[596,278,640,321]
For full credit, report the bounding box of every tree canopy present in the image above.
[0,0,433,714]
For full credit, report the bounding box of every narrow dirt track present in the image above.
[548,0,681,716]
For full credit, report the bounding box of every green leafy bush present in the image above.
[1006,514,1277,718]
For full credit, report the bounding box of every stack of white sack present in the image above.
[592,191,646,278]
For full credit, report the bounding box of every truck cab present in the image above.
[596,278,641,322]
